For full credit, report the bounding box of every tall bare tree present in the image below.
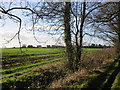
[1,1,112,71]
[0,1,75,70]
[92,2,120,54]
[70,2,86,70]
[70,2,107,69]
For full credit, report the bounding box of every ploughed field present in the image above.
[1,48,102,88]
[1,48,64,83]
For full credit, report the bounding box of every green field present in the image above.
[1,48,64,85]
[1,48,103,88]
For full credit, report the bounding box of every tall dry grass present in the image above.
[81,48,116,71]
[48,48,116,88]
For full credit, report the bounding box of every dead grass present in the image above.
[81,48,116,70]
[23,61,65,74]
[48,68,88,88]
[32,61,65,71]
[48,48,116,88]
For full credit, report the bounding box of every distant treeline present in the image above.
[18,43,111,48]
[21,44,65,48]
[82,44,111,48]
[82,46,111,48]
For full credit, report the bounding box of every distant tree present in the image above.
[91,43,95,47]
[47,45,51,48]
[22,44,26,48]
[37,45,42,48]
[27,45,33,48]
[98,44,102,47]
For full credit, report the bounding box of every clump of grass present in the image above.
[48,68,88,88]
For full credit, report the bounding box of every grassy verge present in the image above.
[112,72,120,88]
[70,57,120,89]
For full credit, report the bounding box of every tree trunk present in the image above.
[78,2,86,67]
[116,2,120,54]
[75,33,79,64]
[75,15,80,70]
[64,2,74,70]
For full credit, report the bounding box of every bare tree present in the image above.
[69,2,108,70]
[0,1,44,48]
[1,1,112,71]
[0,1,75,70]
[92,2,120,54]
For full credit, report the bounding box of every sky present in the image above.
[0,18,107,48]
[0,1,65,48]
[0,1,110,48]
[0,19,65,48]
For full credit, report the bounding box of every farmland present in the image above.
[2,48,118,89]
[1,48,65,88]
[2,48,64,69]
[1,48,102,88]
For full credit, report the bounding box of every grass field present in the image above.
[1,48,64,85]
[1,48,103,88]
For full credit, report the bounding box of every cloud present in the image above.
[0,30,64,48]
[23,25,64,31]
